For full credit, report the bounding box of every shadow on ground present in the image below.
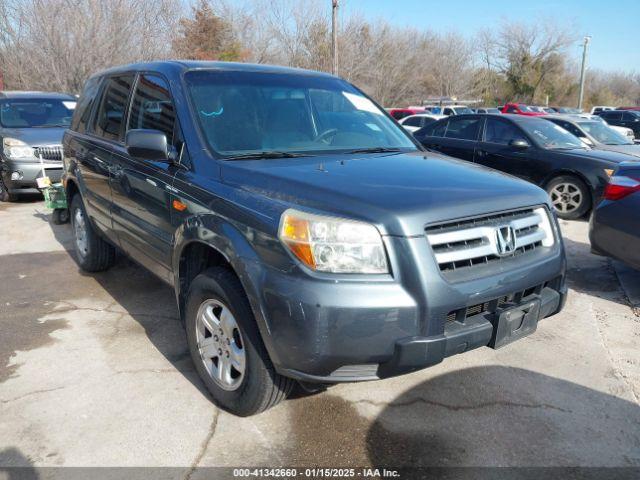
[284,366,640,469]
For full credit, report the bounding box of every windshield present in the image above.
[521,119,585,150]
[518,105,535,113]
[185,70,416,157]
[578,121,633,145]
[453,107,473,114]
[0,99,76,128]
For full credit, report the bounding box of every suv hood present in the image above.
[221,151,551,236]
[0,127,67,146]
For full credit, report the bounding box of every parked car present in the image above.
[475,107,501,114]
[398,113,446,132]
[596,110,640,139]
[0,91,77,201]
[550,107,582,114]
[414,114,636,219]
[428,105,474,116]
[571,113,636,141]
[590,106,615,114]
[541,107,556,114]
[590,162,640,270]
[544,115,640,158]
[501,103,547,116]
[63,61,567,416]
[387,107,425,120]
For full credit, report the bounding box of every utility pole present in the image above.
[331,0,338,75]
[577,36,591,110]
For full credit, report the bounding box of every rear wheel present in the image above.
[546,175,591,220]
[70,195,116,272]
[185,267,294,416]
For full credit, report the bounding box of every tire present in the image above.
[0,178,16,202]
[51,208,70,225]
[70,194,116,272]
[546,175,591,220]
[185,267,294,416]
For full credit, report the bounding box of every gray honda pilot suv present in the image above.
[63,61,567,416]
[0,91,76,201]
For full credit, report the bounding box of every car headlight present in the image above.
[278,209,389,274]
[3,138,34,159]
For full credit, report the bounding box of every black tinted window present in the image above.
[72,77,100,134]
[484,118,526,145]
[92,75,134,141]
[425,120,447,137]
[128,75,176,142]
[444,117,480,140]
[507,106,518,113]
[603,111,622,121]
[623,112,639,121]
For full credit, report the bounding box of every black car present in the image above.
[415,114,637,219]
[596,110,640,139]
[63,62,567,416]
[590,162,640,270]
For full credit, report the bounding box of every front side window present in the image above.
[445,117,480,140]
[0,98,76,128]
[92,75,134,142]
[520,119,584,150]
[128,75,176,142]
[185,70,415,156]
[484,118,527,145]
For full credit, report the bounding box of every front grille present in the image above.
[446,280,556,323]
[33,145,63,162]
[426,207,554,273]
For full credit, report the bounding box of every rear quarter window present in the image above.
[71,77,101,134]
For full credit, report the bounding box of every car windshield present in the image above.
[521,119,585,150]
[185,70,416,157]
[578,121,633,145]
[453,107,473,114]
[0,99,76,128]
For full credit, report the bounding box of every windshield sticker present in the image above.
[342,92,381,115]
[63,101,77,109]
[200,107,224,117]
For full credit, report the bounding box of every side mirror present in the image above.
[509,138,530,149]
[125,129,169,161]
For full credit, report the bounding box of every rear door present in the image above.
[109,73,179,283]
[474,116,539,182]
[434,115,481,161]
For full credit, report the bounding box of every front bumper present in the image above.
[0,159,63,193]
[253,234,566,384]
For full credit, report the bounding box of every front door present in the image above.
[110,74,178,283]
[474,117,539,182]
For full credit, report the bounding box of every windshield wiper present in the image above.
[224,151,314,160]
[345,147,402,154]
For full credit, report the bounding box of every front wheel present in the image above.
[546,175,591,220]
[185,267,294,416]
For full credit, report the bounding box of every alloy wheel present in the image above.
[73,207,89,258]
[195,299,246,391]
[550,182,583,214]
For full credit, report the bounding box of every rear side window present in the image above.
[92,75,134,142]
[403,116,422,127]
[484,118,527,145]
[444,117,480,140]
[128,75,176,142]
[71,77,100,134]
[424,120,447,137]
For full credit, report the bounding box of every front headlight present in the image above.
[278,209,389,274]
[3,138,34,159]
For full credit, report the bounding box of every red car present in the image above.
[387,107,426,120]
[501,103,547,116]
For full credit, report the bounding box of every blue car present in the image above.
[590,162,640,270]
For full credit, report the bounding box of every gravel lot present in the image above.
[1,198,639,473]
